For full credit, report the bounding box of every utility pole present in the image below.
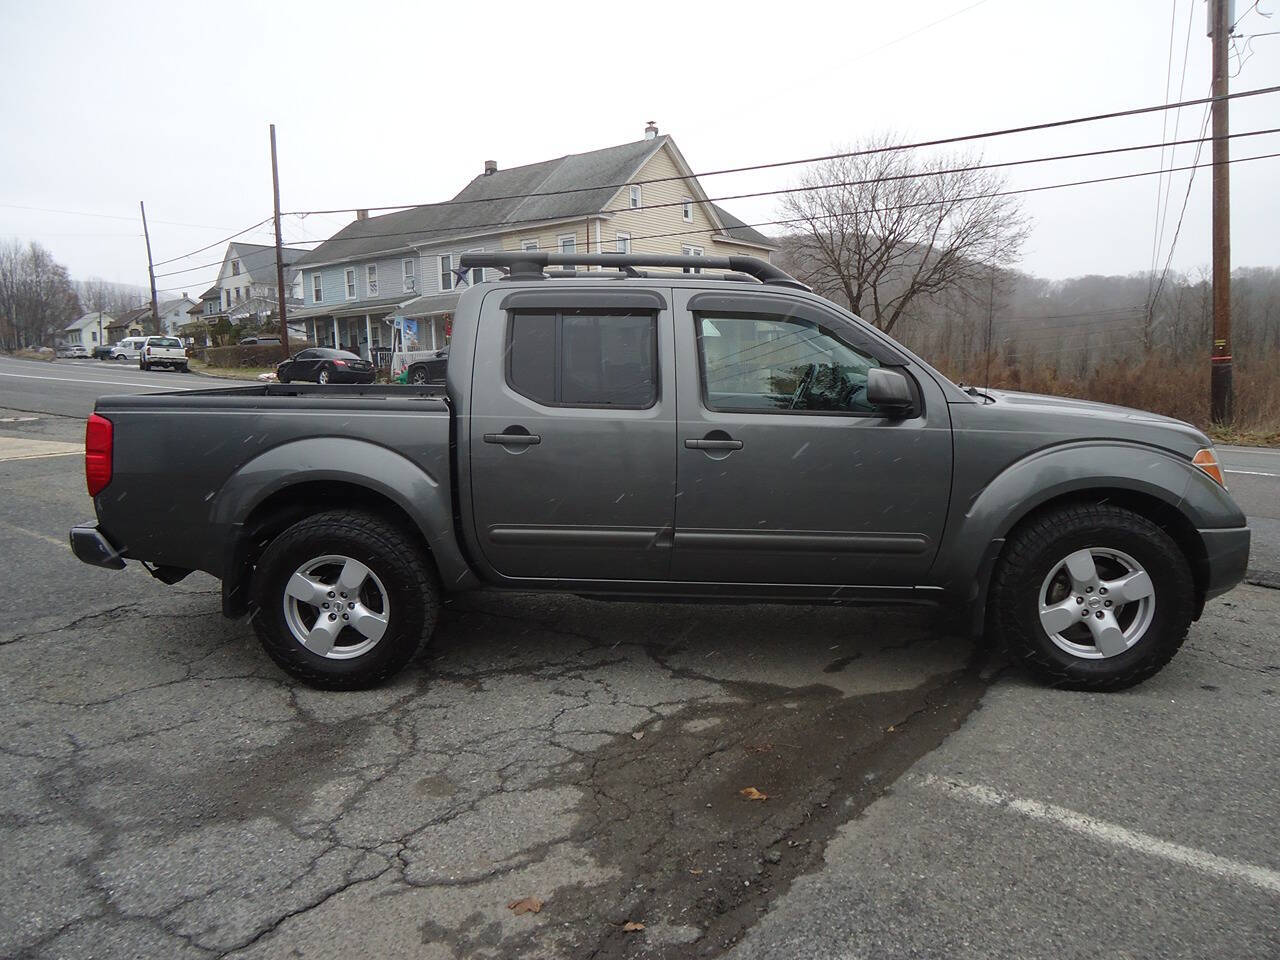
[140,201,161,336]
[270,124,290,360]
[1210,0,1233,422]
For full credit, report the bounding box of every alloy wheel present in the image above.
[1038,547,1156,659]
[282,554,390,659]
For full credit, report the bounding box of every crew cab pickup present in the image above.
[70,252,1250,691]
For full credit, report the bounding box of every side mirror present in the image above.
[866,367,916,417]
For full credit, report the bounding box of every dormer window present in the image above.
[231,260,240,276]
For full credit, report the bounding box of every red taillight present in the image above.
[85,413,112,497]
[333,359,348,367]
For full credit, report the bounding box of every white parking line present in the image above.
[0,369,192,390]
[919,774,1280,896]
[1225,469,1280,478]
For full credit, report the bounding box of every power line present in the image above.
[0,201,238,230]
[860,0,993,57]
[260,127,1280,256]
[1146,0,1186,308]
[281,83,1280,218]
[150,217,276,268]
[267,146,1280,266]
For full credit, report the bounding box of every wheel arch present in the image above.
[941,442,1238,634]
[214,437,476,616]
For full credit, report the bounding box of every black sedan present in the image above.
[277,347,375,385]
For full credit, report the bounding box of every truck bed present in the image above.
[91,383,452,578]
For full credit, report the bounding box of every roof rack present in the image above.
[458,251,810,291]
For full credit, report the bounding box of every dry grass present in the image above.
[937,350,1280,446]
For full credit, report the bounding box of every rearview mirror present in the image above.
[866,367,915,417]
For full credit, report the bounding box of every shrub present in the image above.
[202,342,299,369]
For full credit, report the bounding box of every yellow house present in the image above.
[292,124,777,355]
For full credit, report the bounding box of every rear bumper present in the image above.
[69,524,126,570]
[1200,526,1251,600]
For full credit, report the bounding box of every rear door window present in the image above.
[507,310,657,408]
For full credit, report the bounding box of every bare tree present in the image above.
[0,239,81,350]
[776,135,1029,334]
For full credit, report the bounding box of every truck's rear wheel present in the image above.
[989,503,1194,691]
[249,510,438,689]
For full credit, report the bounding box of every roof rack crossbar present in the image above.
[459,252,809,290]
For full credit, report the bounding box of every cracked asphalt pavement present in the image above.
[2,374,1278,959]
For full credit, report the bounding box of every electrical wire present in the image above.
[150,217,276,267]
[280,84,1280,218]
[253,127,1280,256]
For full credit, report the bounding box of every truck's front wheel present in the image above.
[989,503,1195,691]
[249,510,438,689]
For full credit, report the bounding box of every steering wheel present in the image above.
[789,363,818,410]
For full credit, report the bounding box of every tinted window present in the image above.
[696,314,881,414]
[148,337,181,348]
[295,349,317,360]
[508,310,657,408]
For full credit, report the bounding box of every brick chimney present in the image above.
[484,160,498,176]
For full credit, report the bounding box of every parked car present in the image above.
[70,252,1249,692]
[239,335,282,345]
[400,349,448,386]
[56,344,89,358]
[110,337,148,361]
[277,347,374,385]
[138,336,189,372]
[92,344,114,360]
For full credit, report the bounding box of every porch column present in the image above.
[429,317,437,351]
[331,316,339,348]
[365,314,373,360]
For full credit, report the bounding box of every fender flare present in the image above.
[212,437,475,613]
[934,440,1243,627]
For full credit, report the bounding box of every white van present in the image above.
[110,337,148,361]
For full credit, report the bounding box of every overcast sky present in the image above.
[1,0,1277,296]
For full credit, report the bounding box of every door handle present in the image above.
[684,438,743,450]
[484,431,541,446]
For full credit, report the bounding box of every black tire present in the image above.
[249,510,438,689]
[317,367,331,385]
[989,502,1195,692]
[278,371,290,384]
[408,365,429,385]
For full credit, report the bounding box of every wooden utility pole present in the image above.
[1210,0,1233,422]
[270,124,291,359]
[139,201,161,335]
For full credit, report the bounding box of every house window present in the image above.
[403,259,415,292]
[231,260,240,276]
[522,239,539,252]
[465,248,484,286]
[366,264,378,296]
[682,244,704,273]
[235,287,242,303]
[439,254,454,291]
[312,273,322,303]
[629,185,641,208]
[559,234,576,257]
[682,198,694,222]
[507,310,658,409]
[224,290,231,309]
[91,331,98,343]
[345,268,356,299]
[615,233,631,253]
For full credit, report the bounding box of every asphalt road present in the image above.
[1,357,1277,959]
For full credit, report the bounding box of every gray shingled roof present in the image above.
[709,203,775,249]
[295,138,673,267]
[228,242,310,283]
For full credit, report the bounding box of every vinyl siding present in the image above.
[602,144,772,262]
[417,235,507,293]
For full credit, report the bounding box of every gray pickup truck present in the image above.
[71,252,1250,691]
